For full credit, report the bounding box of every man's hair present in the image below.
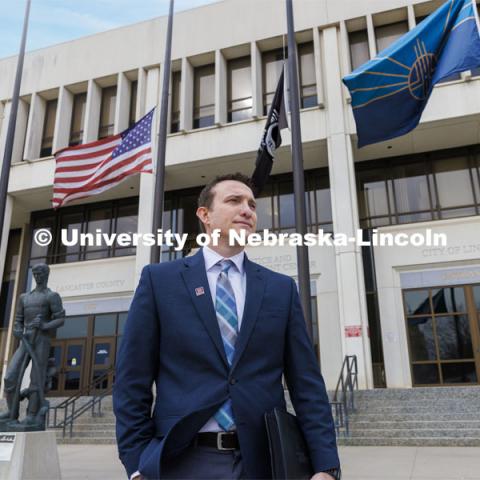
[32,263,50,275]
[197,173,254,209]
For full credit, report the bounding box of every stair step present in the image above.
[349,420,480,429]
[338,437,480,446]
[56,437,116,445]
[55,430,116,438]
[348,428,480,438]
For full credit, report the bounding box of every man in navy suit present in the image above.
[113,173,341,479]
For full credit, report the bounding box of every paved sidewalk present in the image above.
[58,445,480,479]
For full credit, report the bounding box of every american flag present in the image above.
[52,108,155,208]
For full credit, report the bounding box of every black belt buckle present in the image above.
[217,431,236,451]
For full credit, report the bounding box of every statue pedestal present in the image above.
[0,431,61,479]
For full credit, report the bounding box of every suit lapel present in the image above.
[231,256,265,372]
[180,249,228,367]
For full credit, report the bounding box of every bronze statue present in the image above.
[0,263,65,430]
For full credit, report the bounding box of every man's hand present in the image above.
[13,328,23,339]
[311,473,336,480]
[29,315,42,330]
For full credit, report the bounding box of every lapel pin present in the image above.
[195,287,205,296]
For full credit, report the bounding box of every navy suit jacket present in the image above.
[113,249,340,479]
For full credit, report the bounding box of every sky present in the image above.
[0,0,222,59]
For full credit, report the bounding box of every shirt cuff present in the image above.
[130,471,141,480]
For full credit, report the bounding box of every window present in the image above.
[115,203,138,257]
[98,86,117,139]
[40,99,57,157]
[375,21,408,53]
[298,42,317,108]
[392,161,433,223]
[170,71,181,133]
[357,168,393,227]
[262,48,286,115]
[404,286,479,386]
[227,56,252,122]
[129,81,138,127]
[433,156,476,218]
[193,64,215,129]
[29,197,138,265]
[356,147,480,227]
[85,206,113,260]
[349,30,370,71]
[69,93,86,146]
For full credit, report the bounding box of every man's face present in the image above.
[32,268,48,286]
[197,180,257,238]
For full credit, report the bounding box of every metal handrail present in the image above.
[47,366,114,437]
[331,355,358,437]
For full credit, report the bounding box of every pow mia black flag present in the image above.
[251,67,288,195]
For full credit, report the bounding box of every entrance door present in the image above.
[49,339,86,396]
[90,337,116,393]
[404,285,480,386]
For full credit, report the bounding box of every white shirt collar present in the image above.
[202,246,245,274]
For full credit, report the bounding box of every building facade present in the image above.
[0,0,479,396]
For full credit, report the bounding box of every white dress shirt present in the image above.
[199,245,246,432]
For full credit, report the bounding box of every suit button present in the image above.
[229,378,237,385]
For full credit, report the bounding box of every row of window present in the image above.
[28,145,480,265]
[171,42,316,132]
[357,147,480,227]
[348,4,480,81]
[160,169,332,261]
[30,197,138,265]
[9,41,315,161]
[38,81,138,158]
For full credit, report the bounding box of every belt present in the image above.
[194,431,239,451]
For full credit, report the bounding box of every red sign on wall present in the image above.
[345,325,362,337]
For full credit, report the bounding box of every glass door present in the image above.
[63,339,86,393]
[48,341,64,395]
[90,337,115,393]
[48,339,86,396]
[404,285,480,386]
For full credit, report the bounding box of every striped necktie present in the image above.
[214,259,238,431]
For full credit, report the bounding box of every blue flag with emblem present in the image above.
[343,0,480,148]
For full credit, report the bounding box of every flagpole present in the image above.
[0,0,31,248]
[151,0,174,264]
[285,0,315,351]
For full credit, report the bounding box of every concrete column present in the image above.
[1,222,28,399]
[322,26,373,389]
[0,102,11,160]
[166,70,173,131]
[312,28,325,108]
[0,196,16,397]
[180,57,193,131]
[0,195,14,290]
[136,68,147,120]
[53,86,73,153]
[84,79,101,143]
[251,41,263,118]
[24,93,45,161]
[115,72,130,134]
[215,49,227,125]
[407,4,416,29]
[135,67,160,282]
[0,103,4,143]
[11,99,29,164]
[366,14,377,59]
[339,21,353,105]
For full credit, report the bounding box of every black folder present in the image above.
[264,408,313,480]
